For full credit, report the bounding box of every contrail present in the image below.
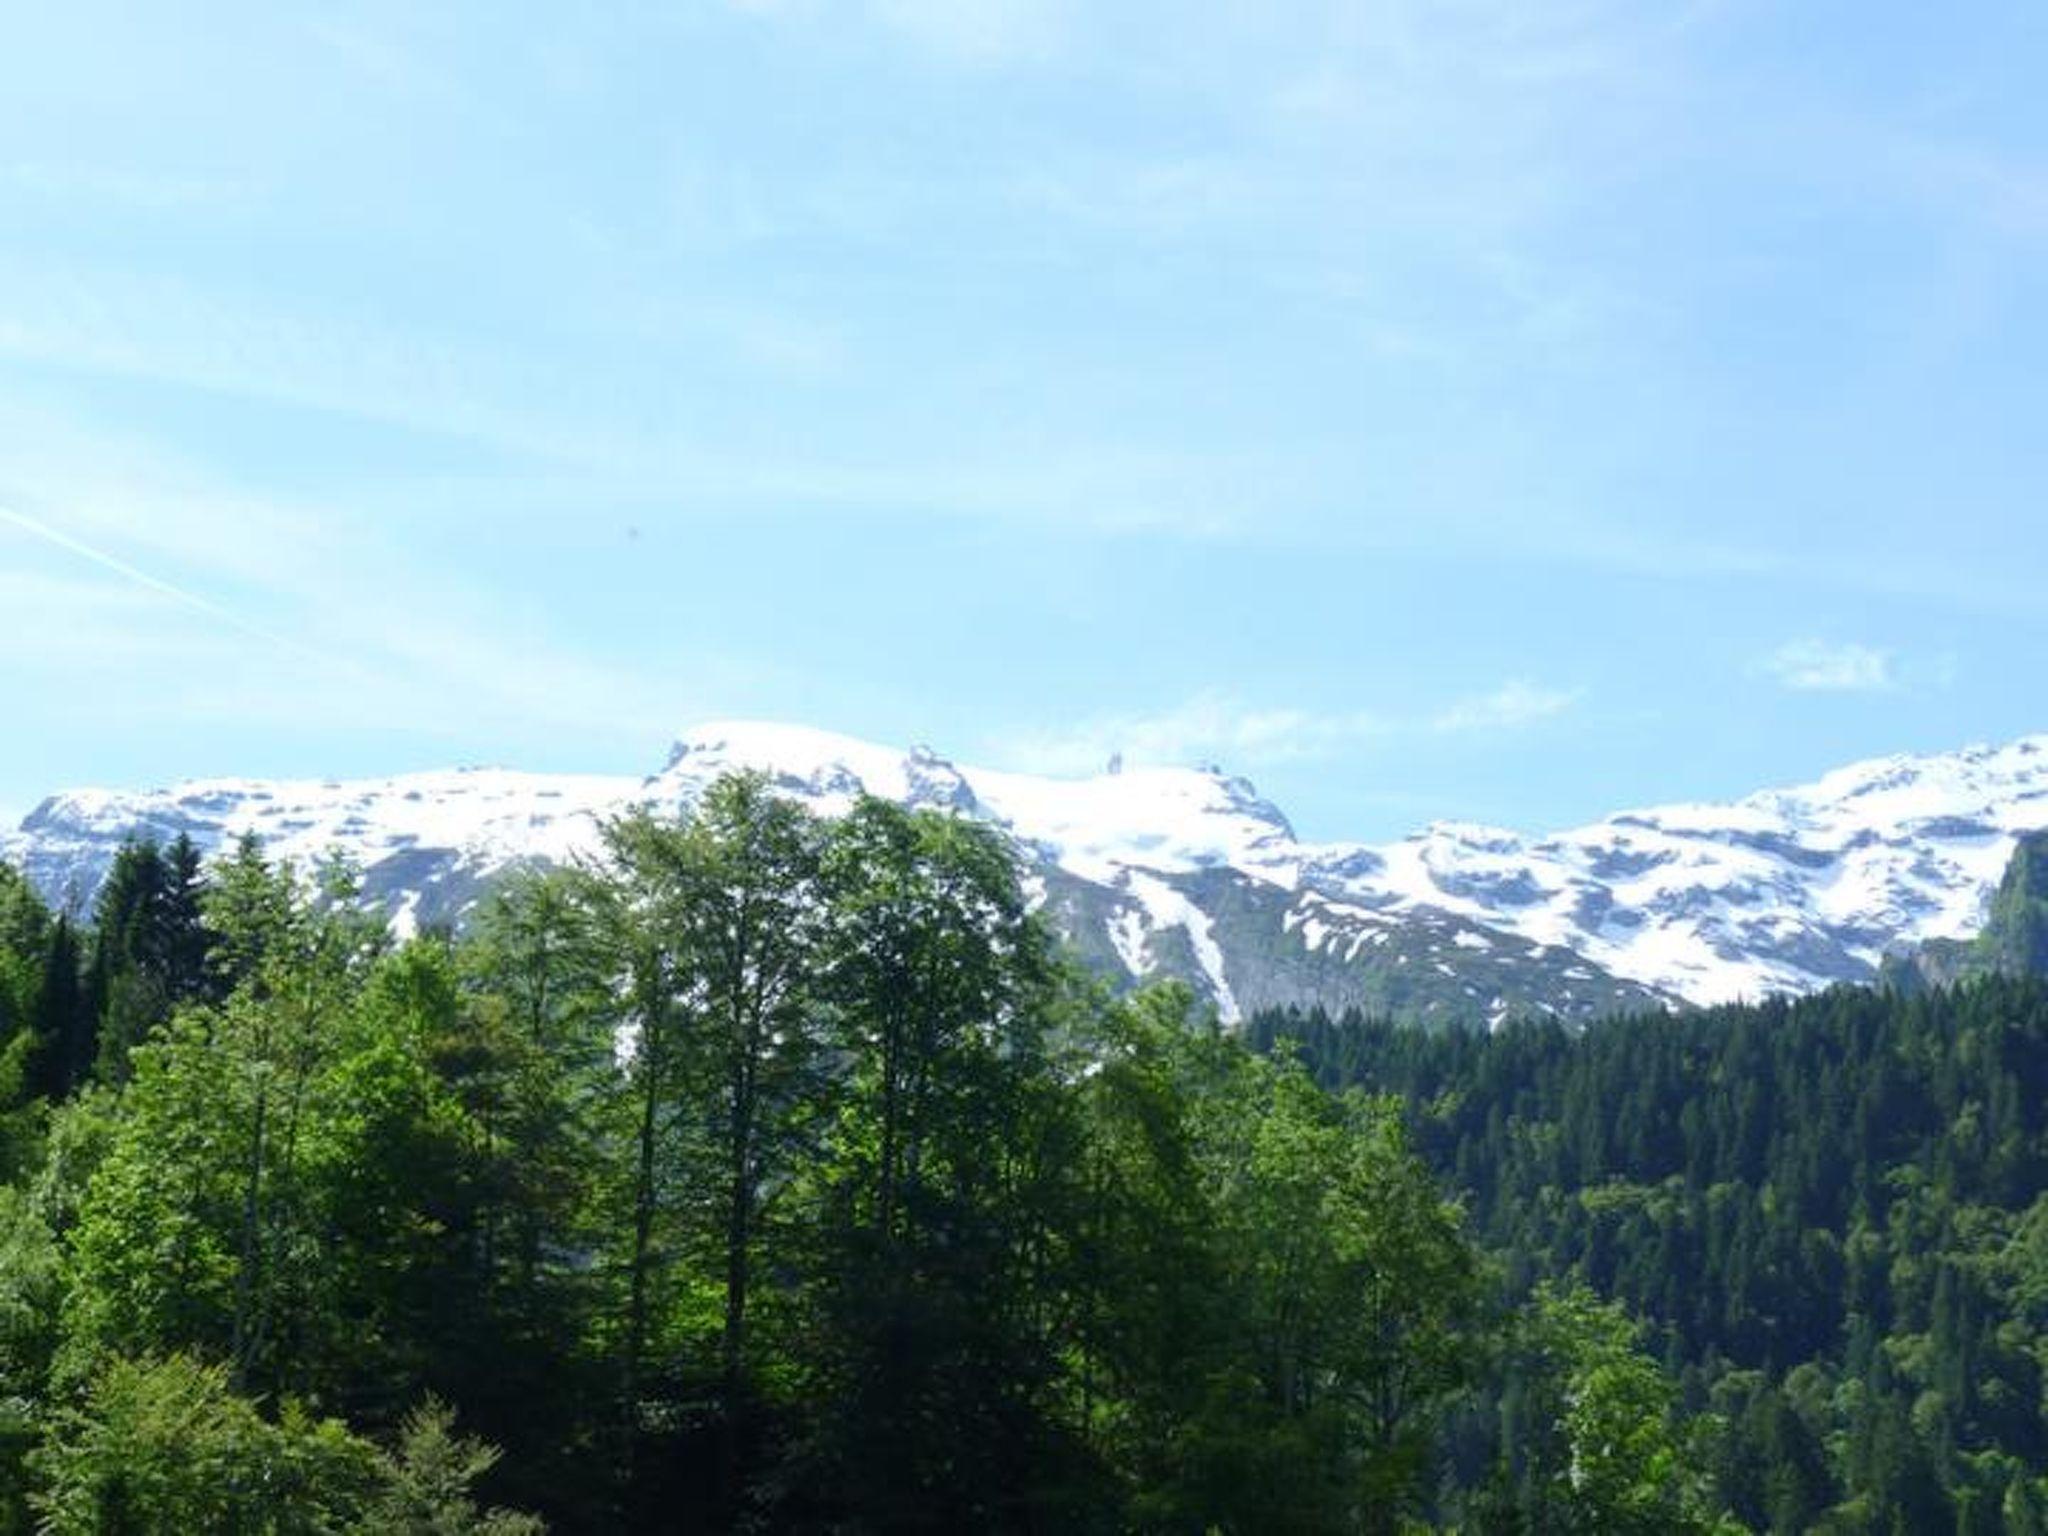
[0,505,318,659]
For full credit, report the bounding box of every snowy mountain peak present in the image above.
[1408,821,1529,855]
[662,720,904,781]
[1748,733,2048,823]
[1366,735,2048,1005]
[8,724,2048,1021]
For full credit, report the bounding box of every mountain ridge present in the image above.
[9,722,2048,1025]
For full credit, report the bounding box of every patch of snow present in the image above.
[1124,872,1239,1022]
[1107,907,1150,979]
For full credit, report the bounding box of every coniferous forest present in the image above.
[1250,974,2048,1533]
[0,773,2043,1530]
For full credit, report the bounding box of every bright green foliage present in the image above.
[60,849,381,1399]
[30,1353,375,1534]
[31,1354,538,1535]
[347,1400,545,1536]
[1476,1282,1731,1533]
[1064,988,1483,1533]
[60,1008,249,1377]
[628,779,829,1410]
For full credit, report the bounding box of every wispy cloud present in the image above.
[0,258,1264,542]
[995,693,1385,776]
[1764,640,1896,693]
[0,506,315,657]
[1431,680,1581,732]
[0,481,762,772]
[995,680,1580,776]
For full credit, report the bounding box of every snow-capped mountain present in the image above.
[8,723,2048,1024]
[1361,735,2048,1005]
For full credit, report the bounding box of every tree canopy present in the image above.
[18,784,2030,1528]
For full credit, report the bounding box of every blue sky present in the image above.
[3,1,2045,841]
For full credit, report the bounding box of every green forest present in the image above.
[0,774,2040,1531]
[1251,977,2048,1532]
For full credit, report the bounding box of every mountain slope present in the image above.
[8,724,2048,1022]
[1891,828,2048,989]
[1359,736,2048,1004]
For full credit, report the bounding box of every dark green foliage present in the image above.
[1255,972,2048,1528]
[28,917,90,1106]
[783,799,1081,1530]
[0,871,64,1186]
[84,835,214,1083]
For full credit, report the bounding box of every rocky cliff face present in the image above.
[1891,829,2048,990]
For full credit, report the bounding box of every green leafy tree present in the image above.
[349,1400,545,1536]
[1475,1282,1729,1533]
[30,1353,376,1535]
[31,1354,541,1534]
[790,796,1083,1531]
[592,782,831,1428]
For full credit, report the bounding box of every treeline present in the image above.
[0,778,1728,1533]
[1253,978,2048,1532]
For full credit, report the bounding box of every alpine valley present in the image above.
[8,722,2048,1027]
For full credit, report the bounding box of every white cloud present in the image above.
[1764,640,1895,693]
[994,692,1377,776]
[996,680,1579,777]
[1431,680,1581,732]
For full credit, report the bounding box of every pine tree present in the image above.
[29,919,90,1103]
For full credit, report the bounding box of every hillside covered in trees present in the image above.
[1254,972,2048,1531]
[0,773,2044,1530]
